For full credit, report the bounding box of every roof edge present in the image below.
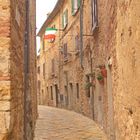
[37,0,64,37]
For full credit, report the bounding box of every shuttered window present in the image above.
[91,0,98,30]
[42,40,45,50]
[63,43,68,60]
[43,63,45,79]
[38,66,40,74]
[76,83,80,99]
[50,86,53,100]
[71,0,80,15]
[52,59,55,74]
[38,80,40,91]
[62,9,68,29]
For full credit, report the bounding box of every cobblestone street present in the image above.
[34,106,107,140]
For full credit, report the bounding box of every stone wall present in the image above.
[28,0,38,135]
[113,0,140,139]
[37,0,116,139]
[0,0,37,139]
[10,0,26,139]
[0,0,11,139]
[37,0,140,140]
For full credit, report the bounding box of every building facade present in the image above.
[0,0,37,140]
[37,0,140,140]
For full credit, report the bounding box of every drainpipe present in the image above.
[24,0,30,139]
[80,0,84,69]
[90,45,95,119]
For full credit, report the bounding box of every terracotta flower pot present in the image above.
[101,68,107,77]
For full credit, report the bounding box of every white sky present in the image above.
[36,0,58,54]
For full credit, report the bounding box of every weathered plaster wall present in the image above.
[113,0,140,139]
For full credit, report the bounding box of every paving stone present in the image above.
[34,106,107,140]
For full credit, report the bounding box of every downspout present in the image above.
[90,45,95,119]
[24,0,30,139]
[80,0,84,69]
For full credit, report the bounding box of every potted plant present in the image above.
[85,82,93,90]
[97,74,104,84]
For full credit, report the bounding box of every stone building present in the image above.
[37,0,140,140]
[0,0,37,140]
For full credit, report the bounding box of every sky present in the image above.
[36,0,58,53]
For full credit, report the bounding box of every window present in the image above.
[43,63,45,79]
[60,94,64,101]
[65,86,68,95]
[42,40,45,50]
[51,59,55,74]
[63,43,68,60]
[86,75,90,97]
[46,87,49,95]
[50,86,53,100]
[62,9,68,29]
[38,66,40,74]
[38,80,40,91]
[42,89,44,94]
[76,83,79,99]
[71,0,80,15]
[75,35,80,51]
[91,0,98,30]
[69,83,73,93]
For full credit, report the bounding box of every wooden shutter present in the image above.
[43,63,45,78]
[62,9,68,29]
[65,9,68,25]
[78,0,81,8]
[42,39,45,50]
[71,0,74,15]
[62,14,64,28]
[64,43,67,59]
[76,83,79,98]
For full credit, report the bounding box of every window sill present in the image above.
[62,24,68,31]
[72,8,79,16]
[92,24,99,34]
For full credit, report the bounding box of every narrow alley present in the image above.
[0,0,140,140]
[34,106,107,140]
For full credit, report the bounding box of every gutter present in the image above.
[80,0,84,68]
